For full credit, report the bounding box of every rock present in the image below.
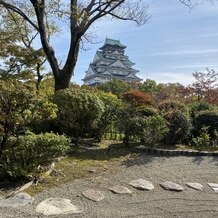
[160,181,184,192]
[88,169,97,173]
[0,192,34,208]
[212,188,218,193]
[129,179,154,191]
[108,185,132,194]
[208,183,218,188]
[186,183,203,190]
[208,183,218,192]
[82,189,105,202]
[35,198,81,216]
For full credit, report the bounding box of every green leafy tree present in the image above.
[193,110,218,140]
[139,79,159,96]
[141,115,169,147]
[117,108,145,147]
[94,91,123,142]
[188,101,215,119]
[158,100,190,145]
[53,87,104,146]
[97,79,131,97]
[163,111,190,146]
[0,79,58,159]
[0,9,48,90]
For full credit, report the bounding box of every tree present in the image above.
[0,79,58,155]
[191,68,218,101]
[139,79,159,96]
[94,91,123,142]
[97,79,131,97]
[155,83,187,104]
[0,0,150,91]
[122,90,152,108]
[0,9,48,90]
[53,87,104,146]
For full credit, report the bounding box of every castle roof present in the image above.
[94,51,135,66]
[99,38,126,50]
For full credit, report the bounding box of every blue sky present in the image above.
[53,0,218,86]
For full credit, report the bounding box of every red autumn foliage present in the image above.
[123,90,152,107]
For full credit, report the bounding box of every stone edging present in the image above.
[141,147,218,157]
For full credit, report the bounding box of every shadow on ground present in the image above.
[69,140,159,167]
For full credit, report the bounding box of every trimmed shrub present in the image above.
[193,110,218,139]
[0,132,70,180]
[53,87,104,146]
[192,127,211,149]
[163,111,191,145]
[189,101,214,119]
[139,107,158,117]
[93,91,123,142]
[158,100,187,115]
[141,115,169,147]
[117,108,146,146]
[0,80,57,156]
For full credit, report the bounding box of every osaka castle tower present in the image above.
[83,38,142,85]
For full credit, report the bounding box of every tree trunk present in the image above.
[75,129,79,147]
[54,59,77,91]
[54,73,71,91]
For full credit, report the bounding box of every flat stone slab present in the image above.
[35,198,81,216]
[212,187,218,193]
[186,183,203,190]
[160,181,184,192]
[129,179,154,190]
[82,189,105,202]
[0,192,34,208]
[208,183,218,192]
[208,183,218,188]
[108,185,132,194]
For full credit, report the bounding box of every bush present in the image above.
[158,100,187,115]
[141,115,169,147]
[192,127,211,149]
[139,107,158,117]
[53,87,104,146]
[93,91,123,142]
[117,108,146,146]
[189,101,214,119]
[193,110,218,139]
[0,132,70,180]
[0,79,57,154]
[163,111,191,145]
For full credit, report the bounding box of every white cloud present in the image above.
[149,48,218,56]
[139,71,195,86]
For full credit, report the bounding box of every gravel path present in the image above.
[1,154,218,218]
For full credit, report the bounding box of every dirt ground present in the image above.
[1,154,218,218]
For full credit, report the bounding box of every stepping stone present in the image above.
[213,188,218,193]
[186,183,203,190]
[208,183,218,192]
[82,189,105,202]
[160,181,184,192]
[208,183,218,188]
[35,198,81,216]
[129,179,154,191]
[108,185,132,194]
[0,192,34,208]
